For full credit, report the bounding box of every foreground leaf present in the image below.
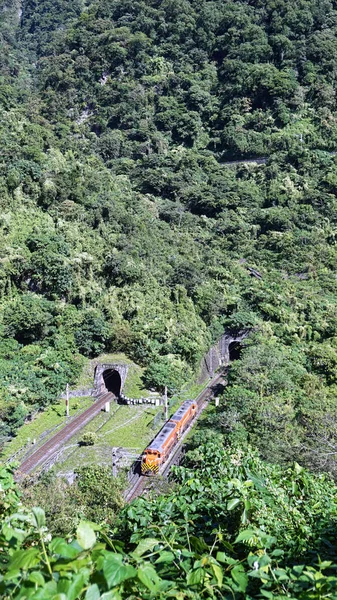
[103,554,137,587]
[77,521,96,550]
[137,564,161,591]
[31,507,46,529]
[8,548,40,571]
[132,538,159,558]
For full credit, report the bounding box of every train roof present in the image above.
[170,400,195,423]
[147,421,176,451]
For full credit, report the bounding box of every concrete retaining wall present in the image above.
[94,363,129,396]
[60,388,94,399]
[198,329,249,383]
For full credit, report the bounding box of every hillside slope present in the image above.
[0,0,337,473]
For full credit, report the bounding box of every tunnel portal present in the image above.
[102,369,121,397]
[228,341,242,361]
[94,363,128,397]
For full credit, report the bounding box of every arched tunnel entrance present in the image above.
[229,341,242,361]
[103,369,121,397]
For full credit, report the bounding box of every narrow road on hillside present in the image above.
[16,392,114,477]
[222,157,267,166]
[221,150,337,167]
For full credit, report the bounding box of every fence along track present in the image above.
[16,392,114,478]
[124,373,225,502]
[6,397,100,465]
[15,372,223,487]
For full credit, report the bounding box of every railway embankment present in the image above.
[16,392,114,477]
[13,330,246,479]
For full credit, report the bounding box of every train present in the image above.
[141,400,197,475]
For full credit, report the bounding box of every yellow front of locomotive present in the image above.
[141,449,161,475]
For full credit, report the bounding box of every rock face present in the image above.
[93,363,129,397]
[199,330,249,382]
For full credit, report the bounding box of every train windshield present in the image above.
[145,450,161,458]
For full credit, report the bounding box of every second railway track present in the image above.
[16,371,224,500]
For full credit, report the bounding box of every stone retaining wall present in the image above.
[198,329,249,383]
[60,388,94,399]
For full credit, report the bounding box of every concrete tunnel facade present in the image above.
[94,363,129,397]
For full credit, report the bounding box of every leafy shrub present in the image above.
[79,432,97,446]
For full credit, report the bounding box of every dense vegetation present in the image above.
[2,441,337,599]
[1,0,337,596]
[1,0,337,472]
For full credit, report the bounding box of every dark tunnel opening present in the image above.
[103,369,121,397]
[229,341,242,361]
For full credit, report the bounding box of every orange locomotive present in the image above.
[141,400,197,475]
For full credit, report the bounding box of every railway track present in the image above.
[124,373,225,502]
[16,392,115,478]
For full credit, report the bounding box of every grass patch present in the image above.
[123,366,149,399]
[3,396,93,461]
[66,404,160,450]
[54,404,162,473]
[96,405,160,449]
[56,444,114,472]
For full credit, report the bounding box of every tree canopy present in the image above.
[2,0,337,595]
[1,0,337,458]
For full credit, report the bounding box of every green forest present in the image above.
[1,0,337,596]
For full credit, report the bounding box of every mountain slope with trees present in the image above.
[2,0,337,597]
[0,0,337,474]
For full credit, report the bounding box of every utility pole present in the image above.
[66,383,69,417]
[164,385,168,421]
[112,448,120,477]
[112,448,117,477]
